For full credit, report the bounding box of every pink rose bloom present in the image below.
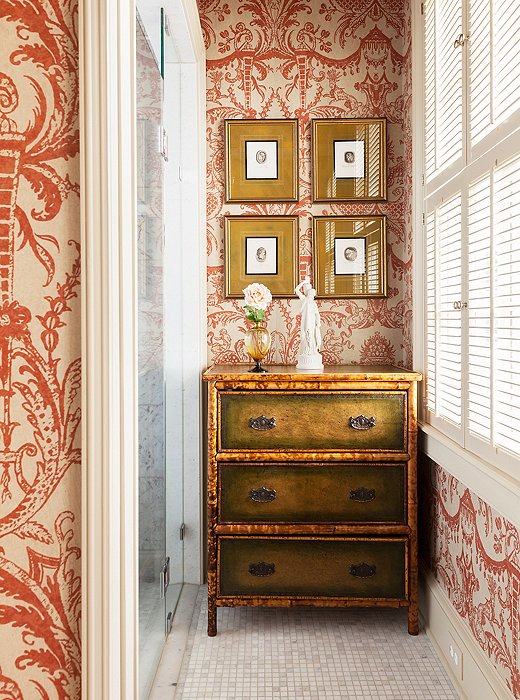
[242,283,272,310]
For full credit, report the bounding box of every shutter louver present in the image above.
[425,0,464,181]
[467,175,491,441]
[494,3,520,126]
[425,0,437,180]
[436,195,463,427]
[470,0,520,145]
[426,212,437,415]
[469,0,491,143]
[492,155,520,457]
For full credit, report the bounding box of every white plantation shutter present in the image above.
[494,4,520,124]
[492,156,520,457]
[466,157,520,461]
[424,0,520,469]
[426,212,437,415]
[424,0,437,179]
[425,195,463,438]
[470,0,520,145]
[425,0,464,182]
[437,195,463,427]
[467,174,491,441]
[469,0,491,143]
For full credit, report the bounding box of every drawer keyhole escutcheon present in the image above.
[249,562,276,577]
[249,415,276,431]
[349,562,377,578]
[349,415,376,430]
[349,487,376,502]
[249,486,277,503]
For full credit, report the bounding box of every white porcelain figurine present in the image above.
[295,277,324,370]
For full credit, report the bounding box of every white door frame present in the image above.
[161,0,207,589]
[79,0,205,697]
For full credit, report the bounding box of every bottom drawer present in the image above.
[218,537,407,600]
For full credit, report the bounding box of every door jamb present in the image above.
[80,1,205,696]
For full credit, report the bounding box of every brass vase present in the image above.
[244,323,271,373]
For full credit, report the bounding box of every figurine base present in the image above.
[296,353,324,371]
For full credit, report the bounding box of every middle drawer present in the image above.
[219,463,406,524]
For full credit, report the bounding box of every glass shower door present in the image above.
[137,16,166,699]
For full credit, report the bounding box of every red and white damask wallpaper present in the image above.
[0,3,516,699]
[420,458,520,697]
[0,1,81,698]
[200,0,414,366]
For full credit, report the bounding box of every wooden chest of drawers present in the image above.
[203,365,422,636]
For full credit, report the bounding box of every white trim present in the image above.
[161,0,206,587]
[420,424,520,526]
[80,0,138,698]
[420,569,515,700]
[179,0,206,60]
[81,0,206,695]
[412,0,425,395]
[177,3,206,584]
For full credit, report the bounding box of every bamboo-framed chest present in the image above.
[202,365,422,636]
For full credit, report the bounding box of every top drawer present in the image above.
[219,391,407,453]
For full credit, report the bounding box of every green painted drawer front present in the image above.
[219,391,406,452]
[219,463,405,523]
[219,537,406,599]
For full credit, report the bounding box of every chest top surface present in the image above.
[203,364,422,383]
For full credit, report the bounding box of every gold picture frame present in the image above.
[313,216,387,298]
[225,119,298,202]
[224,216,299,297]
[312,118,387,202]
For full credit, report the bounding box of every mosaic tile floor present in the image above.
[174,588,459,700]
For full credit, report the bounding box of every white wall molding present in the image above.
[411,0,426,390]
[178,0,206,585]
[420,569,515,700]
[81,0,205,694]
[184,0,205,55]
[161,0,206,586]
[80,0,138,697]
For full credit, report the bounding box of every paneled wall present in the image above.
[0,1,81,697]
[200,0,413,366]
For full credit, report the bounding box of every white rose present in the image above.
[243,283,272,310]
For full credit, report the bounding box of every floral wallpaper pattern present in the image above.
[200,0,413,366]
[420,458,520,698]
[0,5,515,700]
[0,1,81,698]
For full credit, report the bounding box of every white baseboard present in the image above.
[420,569,515,700]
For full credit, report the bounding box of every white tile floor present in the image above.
[166,588,459,700]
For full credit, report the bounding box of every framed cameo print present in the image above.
[312,118,387,202]
[313,216,387,298]
[224,216,298,297]
[225,119,298,202]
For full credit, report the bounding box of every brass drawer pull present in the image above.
[249,486,277,503]
[349,415,376,430]
[249,415,276,431]
[350,562,376,578]
[249,561,275,577]
[349,487,376,502]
